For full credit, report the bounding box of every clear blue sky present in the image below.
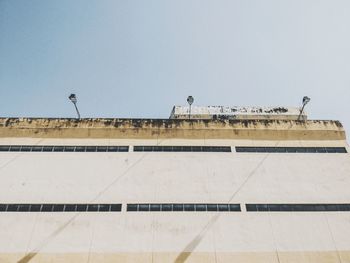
[1,0,349,135]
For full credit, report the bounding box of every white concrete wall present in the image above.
[0,138,349,262]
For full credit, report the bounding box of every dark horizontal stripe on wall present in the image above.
[0,145,129,152]
[127,203,240,212]
[246,204,350,212]
[133,146,231,152]
[236,147,347,153]
[0,204,122,212]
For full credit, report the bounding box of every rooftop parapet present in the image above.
[170,106,307,120]
[0,118,345,140]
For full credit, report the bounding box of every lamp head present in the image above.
[187,96,194,106]
[69,94,77,104]
[302,96,310,106]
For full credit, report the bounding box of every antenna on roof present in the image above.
[187,96,194,120]
[298,96,310,121]
[68,93,81,119]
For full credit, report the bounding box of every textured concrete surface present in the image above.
[0,118,349,262]
[1,251,350,263]
[0,137,349,262]
[0,118,346,140]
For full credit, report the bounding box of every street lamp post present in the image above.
[187,96,194,120]
[298,96,310,121]
[68,94,81,119]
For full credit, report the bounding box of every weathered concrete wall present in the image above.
[1,251,350,263]
[0,143,350,263]
[0,118,348,263]
[0,118,346,140]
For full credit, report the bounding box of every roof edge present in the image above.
[0,118,346,141]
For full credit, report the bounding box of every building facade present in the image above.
[0,110,349,263]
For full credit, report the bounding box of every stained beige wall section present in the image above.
[0,118,346,140]
[1,251,350,263]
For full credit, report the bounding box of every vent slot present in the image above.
[236,147,347,153]
[133,146,231,152]
[0,146,129,152]
[0,204,122,212]
[246,204,350,212]
[127,203,240,212]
